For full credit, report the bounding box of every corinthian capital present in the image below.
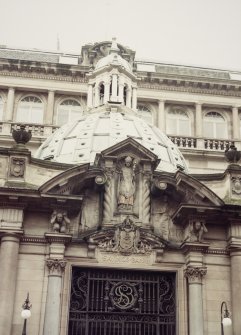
[46,258,66,275]
[184,266,207,283]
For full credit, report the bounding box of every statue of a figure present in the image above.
[185,220,208,242]
[118,156,136,210]
[152,196,170,240]
[50,210,70,233]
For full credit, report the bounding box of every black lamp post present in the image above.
[21,293,32,335]
[221,301,232,335]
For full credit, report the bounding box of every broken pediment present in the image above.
[39,164,106,195]
[152,171,224,207]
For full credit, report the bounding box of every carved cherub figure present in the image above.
[50,210,70,233]
[186,220,208,242]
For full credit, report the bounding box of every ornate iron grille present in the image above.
[68,267,176,335]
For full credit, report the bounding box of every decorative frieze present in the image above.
[0,208,23,229]
[184,266,207,283]
[46,258,66,275]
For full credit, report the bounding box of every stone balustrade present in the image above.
[169,135,236,151]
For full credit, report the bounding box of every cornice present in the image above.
[0,69,88,83]
[138,81,241,98]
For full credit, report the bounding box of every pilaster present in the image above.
[45,90,55,124]
[87,84,93,109]
[43,258,66,335]
[157,100,165,132]
[43,233,71,335]
[228,220,241,335]
[131,87,137,110]
[0,231,23,335]
[195,102,203,138]
[5,87,15,121]
[232,106,240,140]
[111,74,118,101]
[182,242,209,335]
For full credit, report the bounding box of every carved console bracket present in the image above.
[45,233,72,245]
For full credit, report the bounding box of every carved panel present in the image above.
[231,176,241,195]
[9,157,25,178]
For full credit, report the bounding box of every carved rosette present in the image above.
[184,266,207,283]
[46,258,66,275]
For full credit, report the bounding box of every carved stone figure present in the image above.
[79,190,100,232]
[152,195,171,240]
[185,220,208,242]
[118,156,137,210]
[50,210,70,233]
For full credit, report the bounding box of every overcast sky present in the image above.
[0,0,241,71]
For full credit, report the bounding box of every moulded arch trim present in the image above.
[203,109,227,122]
[174,170,224,206]
[39,163,104,194]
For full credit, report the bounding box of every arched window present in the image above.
[166,107,190,136]
[203,111,227,138]
[99,83,104,105]
[16,96,44,123]
[57,99,82,126]
[137,105,153,124]
[0,96,4,120]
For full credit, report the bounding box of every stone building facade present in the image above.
[0,38,241,335]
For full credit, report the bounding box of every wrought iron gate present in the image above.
[68,267,176,335]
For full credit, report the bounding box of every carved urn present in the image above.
[225,145,241,164]
[12,125,32,145]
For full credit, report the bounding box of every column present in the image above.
[230,248,241,335]
[94,85,100,107]
[157,100,165,132]
[126,88,131,108]
[118,83,124,104]
[0,233,21,335]
[87,84,93,109]
[45,90,55,124]
[111,74,118,102]
[5,87,15,121]
[131,87,137,110]
[195,103,203,137]
[184,266,207,335]
[232,106,240,140]
[43,259,66,335]
[104,81,110,104]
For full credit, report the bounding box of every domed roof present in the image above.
[95,38,132,72]
[36,109,188,173]
[95,53,132,72]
